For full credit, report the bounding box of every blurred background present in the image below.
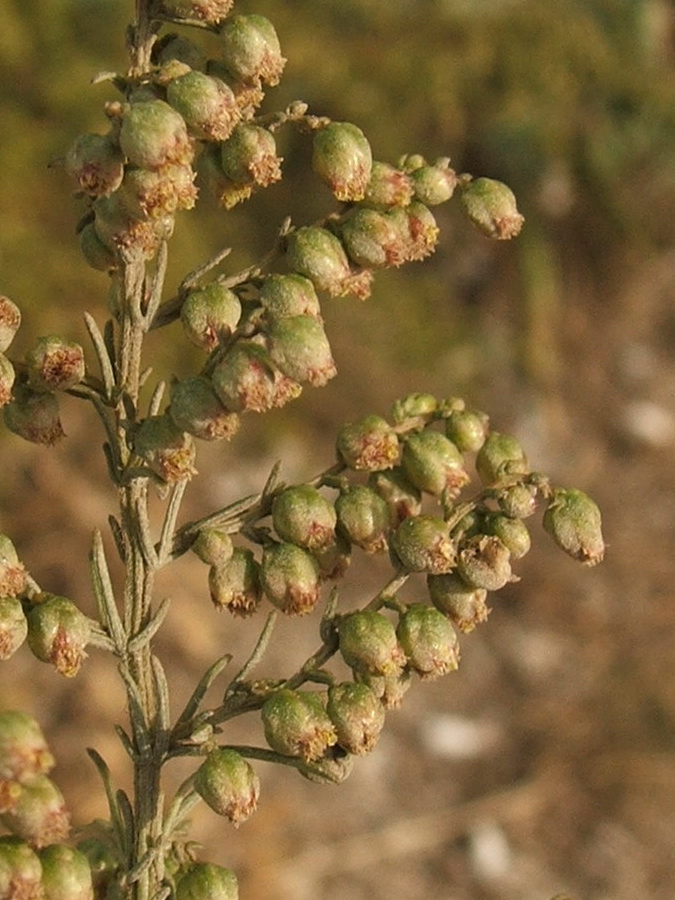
[2,0,675,898]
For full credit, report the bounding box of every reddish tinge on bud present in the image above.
[363,160,414,210]
[220,124,282,187]
[117,164,198,219]
[119,100,193,169]
[543,488,605,566]
[335,485,390,554]
[0,535,27,599]
[460,177,524,240]
[272,484,337,552]
[65,133,125,197]
[134,415,197,483]
[259,274,322,320]
[26,594,90,678]
[211,341,301,413]
[209,548,262,617]
[340,207,408,269]
[336,415,400,471]
[39,843,95,900]
[265,315,336,387]
[260,542,321,616]
[0,596,27,661]
[427,572,490,633]
[26,336,85,392]
[312,121,373,202]
[176,862,239,900]
[401,430,469,498]
[0,353,15,409]
[0,774,70,848]
[166,70,240,141]
[194,748,260,826]
[0,296,22,352]
[180,284,242,351]
[261,689,337,761]
[327,682,385,755]
[391,515,456,575]
[152,0,234,26]
[219,14,286,86]
[3,385,65,446]
[338,610,406,678]
[0,838,44,900]
[396,603,460,680]
[0,712,54,788]
[169,376,241,442]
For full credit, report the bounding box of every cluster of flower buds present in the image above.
[65,6,286,271]
[0,711,93,899]
[0,534,91,676]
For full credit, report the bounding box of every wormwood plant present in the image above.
[0,2,605,899]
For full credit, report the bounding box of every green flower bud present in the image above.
[197,141,254,209]
[401,430,469,498]
[391,392,438,426]
[272,485,337,552]
[260,542,321,616]
[169,376,240,442]
[475,431,529,486]
[496,482,538,519]
[363,160,414,209]
[335,485,390,554]
[259,274,321,319]
[543,488,605,566]
[75,836,117,900]
[65,132,124,197]
[117,164,197,219]
[220,124,282,187]
[39,844,94,900]
[26,594,90,678]
[427,572,489,633]
[211,342,301,413]
[410,157,458,206]
[26,336,85,392]
[119,100,193,169]
[0,295,22,352]
[0,354,14,407]
[166,70,240,141]
[261,689,337,761]
[444,407,489,453]
[336,414,399,471]
[153,33,207,68]
[0,535,26,599]
[208,548,262,617]
[266,314,336,387]
[134,415,197,482]
[391,515,456,574]
[176,862,239,900]
[368,468,422,525]
[340,207,408,269]
[314,533,351,581]
[285,226,352,297]
[94,193,175,260]
[192,529,233,567]
[0,596,27,660]
[79,221,118,272]
[397,603,460,680]
[398,153,426,173]
[1,774,70,847]
[194,748,259,826]
[0,712,54,787]
[4,385,65,446]
[460,177,524,240]
[312,121,372,202]
[180,284,242,351]
[402,201,440,260]
[327,682,385,754]
[219,14,285,86]
[485,514,531,559]
[0,837,43,900]
[457,534,513,591]
[338,610,405,677]
[355,669,412,709]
